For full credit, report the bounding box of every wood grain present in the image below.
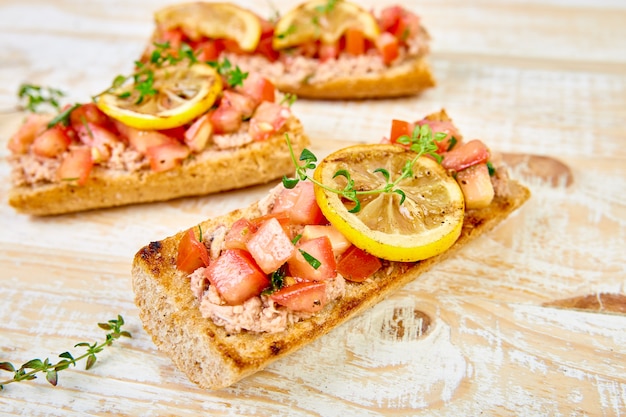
[0,0,625,415]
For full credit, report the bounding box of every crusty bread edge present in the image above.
[8,117,309,216]
[275,55,436,100]
[132,169,531,390]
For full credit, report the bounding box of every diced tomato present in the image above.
[209,104,242,134]
[248,101,289,141]
[145,141,191,172]
[224,218,258,250]
[344,28,366,56]
[318,41,339,61]
[116,123,176,154]
[249,212,291,236]
[336,245,382,282]
[221,90,257,120]
[74,123,119,163]
[270,281,327,313]
[238,72,275,104]
[158,126,186,142]
[255,34,280,62]
[32,125,71,158]
[69,103,111,130]
[441,139,490,172]
[194,39,224,61]
[255,18,280,61]
[204,249,270,305]
[456,163,495,210]
[245,217,295,274]
[301,225,351,257]
[288,236,337,282]
[184,113,213,152]
[272,181,324,225]
[176,228,210,274]
[379,6,421,43]
[389,119,415,144]
[8,114,53,154]
[416,119,462,153]
[376,32,399,65]
[57,146,93,186]
[222,39,246,55]
[158,28,184,50]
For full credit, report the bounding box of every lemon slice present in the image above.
[155,2,262,52]
[313,144,465,262]
[274,0,380,49]
[96,63,222,130]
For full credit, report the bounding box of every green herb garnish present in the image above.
[282,124,444,213]
[18,84,65,113]
[0,315,131,390]
[299,249,321,269]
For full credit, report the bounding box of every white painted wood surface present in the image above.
[0,0,625,415]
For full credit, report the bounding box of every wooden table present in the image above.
[1,0,625,415]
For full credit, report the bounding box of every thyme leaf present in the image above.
[0,315,131,390]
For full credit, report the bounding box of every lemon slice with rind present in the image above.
[313,144,465,262]
[96,63,222,130]
[155,2,262,52]
[273,0,380,49]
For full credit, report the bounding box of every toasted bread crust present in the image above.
[132,155,531,390]
[275,56,436,100]
[8,117,308,216]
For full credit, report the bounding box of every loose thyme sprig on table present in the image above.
[17,84,65,113]
[0,315,131,390]
[282,124,447,213]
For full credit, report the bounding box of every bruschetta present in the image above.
[131,110,531,389]
[7,54,309,215]
[145,1,435,99]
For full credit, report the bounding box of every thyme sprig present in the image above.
[17,84,65,113]
[282,124,445,213]
[208,57,248,88]
[0,315,131,390]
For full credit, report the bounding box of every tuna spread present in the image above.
[225,32,429,88]
[187,185,348,334]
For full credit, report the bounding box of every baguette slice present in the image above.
[132,144,531,390]
[147,2,435,100]
[8,117,308,216]
[271,55,435,100]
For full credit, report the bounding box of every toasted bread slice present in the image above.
[8,117,308,216]
[146,2,435,100]
[272,55,435,100]
[131,135,530,390]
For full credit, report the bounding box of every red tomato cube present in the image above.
[344,28,365,56]
[272,182,324,225]
[389,119,414,144]
[210,104,242,134]
[246,218,295,274]
[288,236,337,282]
[238,72,275,104]
[441,139,490,172]
[205,249,269,305]
[248,101,289,142]
[145,142,191,172]
[376,32,399,65]
[184,113,213,153]
[224,218,258,250]
[56,146,93,186]
[270,281,327,313]
[32,125,71,158]
[336,245,382,282]
[7,113,52,154]
[176,228,210,274]
[301,225,351,257]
